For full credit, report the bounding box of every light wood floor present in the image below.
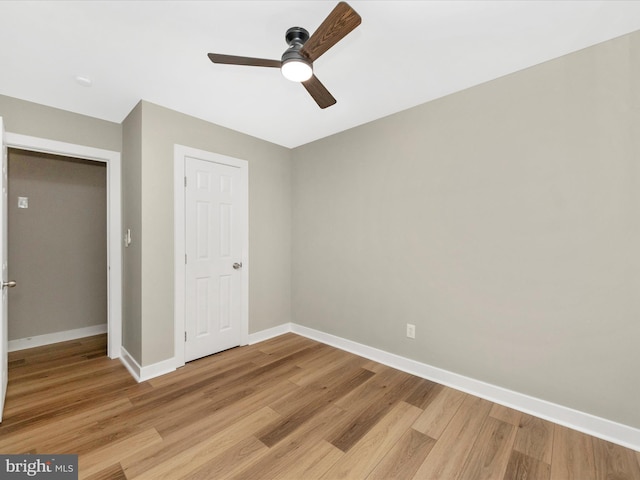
[1,334,639,480]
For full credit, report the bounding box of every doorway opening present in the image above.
[7,149,108,352]
[4,132,122,359]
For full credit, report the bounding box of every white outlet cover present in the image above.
[406,324,416,339]
[18,196,28,208]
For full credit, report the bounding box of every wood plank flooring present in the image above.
[1,333,639,479]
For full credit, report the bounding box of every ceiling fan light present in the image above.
[281,59,312,82]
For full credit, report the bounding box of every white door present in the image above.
[184,156,245,362]
[0,117,12,422]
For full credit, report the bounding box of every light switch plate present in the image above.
[18,197,28,209]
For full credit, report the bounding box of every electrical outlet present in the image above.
[406,323,416,339]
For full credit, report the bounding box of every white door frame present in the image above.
[173,144,248,368]
[4,132,122,359]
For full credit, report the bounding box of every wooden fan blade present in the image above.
[300,2,361,62]
[302,75,337,109]
[208,53,281,68]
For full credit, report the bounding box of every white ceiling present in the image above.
[1,1,639,148]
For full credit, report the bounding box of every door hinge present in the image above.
[185,253,187,264]
[184,176,187,187]
[185,331,187,342]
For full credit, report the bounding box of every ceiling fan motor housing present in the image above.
[282,27,311,66]
[285,27,309,47]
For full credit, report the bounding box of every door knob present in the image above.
[2,280,16,289]
[233,262,242,270]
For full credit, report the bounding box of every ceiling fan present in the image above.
[207,2,361,109]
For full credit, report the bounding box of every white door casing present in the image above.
[174,145,248,367]
[0,118,8,421]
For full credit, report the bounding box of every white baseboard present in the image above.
[119,346,176,383]
[119,346,142,382]
[139,357,176,382]
[248,323,292,344]
[123,323,289,385]
[8,324,108,352]
[257,323,640,452]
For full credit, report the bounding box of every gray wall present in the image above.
[124,101,292,366]
[0,94,122,151]
[121,103,142,361]
[292,31,640,429]
[8,150,107,340]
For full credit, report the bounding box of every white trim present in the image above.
[247,322,640,452]
[248,323,291,345]
[8,324,108,352]
[139,357,176,382]
[120,346,176,383]
[4,132,122,359]
[174,147,185,368]
[119,346,141,382]
[173,144,249,369]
